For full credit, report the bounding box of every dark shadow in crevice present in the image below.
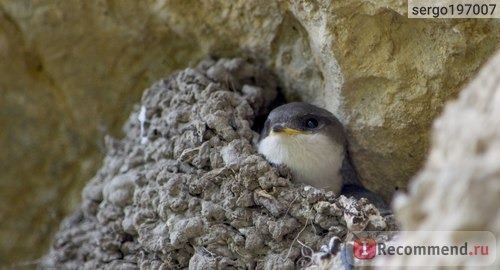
[251,86,287,135]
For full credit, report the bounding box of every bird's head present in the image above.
[258,102,347,193]
[260,102,346,145]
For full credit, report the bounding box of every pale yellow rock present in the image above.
[319,2,499,200]
[381,50,500,269]
[0,0,499,266]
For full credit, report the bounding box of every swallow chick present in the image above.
[258,102,391,215]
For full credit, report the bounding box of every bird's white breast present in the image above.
[258,133,344,195]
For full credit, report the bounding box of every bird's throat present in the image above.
[258,133,344,194]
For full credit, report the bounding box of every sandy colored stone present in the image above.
[1,0,499,267]
[375,51,500,269]
[327,3,500,200]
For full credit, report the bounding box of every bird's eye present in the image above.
[305,118,318,129]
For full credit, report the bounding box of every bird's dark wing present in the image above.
[340,151,362,186]
[341,184,391,216]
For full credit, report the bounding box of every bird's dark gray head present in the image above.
[261,102,346,146]
[258,102,348,194]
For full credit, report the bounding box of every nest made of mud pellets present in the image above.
[42,58,396,270]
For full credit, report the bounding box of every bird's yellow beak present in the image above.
[270,127,307,136]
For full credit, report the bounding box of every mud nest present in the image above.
[42,58,395,270]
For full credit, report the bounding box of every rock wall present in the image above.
[1,0,499,267]
[379,50,500,269]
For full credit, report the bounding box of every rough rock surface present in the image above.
[41,59,394,269]
[2,0,500,266]
[379,52,500,268]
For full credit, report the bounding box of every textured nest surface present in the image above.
[42,58,394,270]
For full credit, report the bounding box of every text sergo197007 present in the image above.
[408,0,500,18]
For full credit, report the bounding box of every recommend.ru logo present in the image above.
[345,231,496,267]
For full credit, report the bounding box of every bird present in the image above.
[258,102,389,214]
